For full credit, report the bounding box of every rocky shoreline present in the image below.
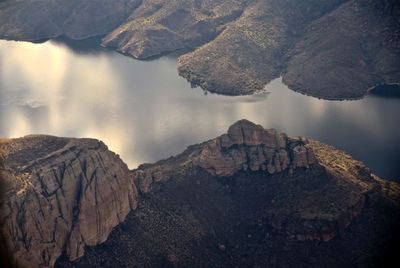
[1,0,398,100]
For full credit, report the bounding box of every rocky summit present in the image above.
[1,0,399,99]
[1,120,399,267]
[197,119,316,176]
[0,136,139,267]
[125,120,382,243]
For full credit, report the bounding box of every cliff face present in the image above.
[197,119,316,176]
[129,120,380,242]
[0,136,138,267]
[57,121,397,268]
[0,120,394,267]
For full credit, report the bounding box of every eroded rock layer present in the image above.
[129,120,380,242]
[0,136,138,267]
[0,120,394,267]
[57,121,398,268]
[197,119,316,176]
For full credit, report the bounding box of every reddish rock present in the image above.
[198,120,316,176]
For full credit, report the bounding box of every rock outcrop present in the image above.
[0,136,138,267]
[128,120,380,242]
[0,120,394,267]
[56,121,398,268]
[198,120,316,176]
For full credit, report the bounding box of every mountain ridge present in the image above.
[1,0,398,99]
[1,120,398,267]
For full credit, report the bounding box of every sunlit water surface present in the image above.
[0,39,399,181]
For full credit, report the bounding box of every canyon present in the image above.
[1,120,399,267]
[0,1,399,266]
[1,0,399,99]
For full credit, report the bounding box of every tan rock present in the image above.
[0,135,139,267]
[198,120,317,177]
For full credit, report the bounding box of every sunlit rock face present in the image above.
[198,119,316,176]
[129,120,380,244]
[0,120,387,267]
[54,120,391,268]
[0,136,138,267]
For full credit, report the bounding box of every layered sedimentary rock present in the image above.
[0,136,138,267]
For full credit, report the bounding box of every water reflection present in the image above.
[51,36,110,55]
[0,39,399,181]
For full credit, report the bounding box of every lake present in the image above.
[0,38,399,181]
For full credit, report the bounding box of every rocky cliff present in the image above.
[128,120,380,242]
[1,120,398,267]
[0,136,139,267]
[197,119,316,176]
[57,120,398,268]
[1,0,398,99]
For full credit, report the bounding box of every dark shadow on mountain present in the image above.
[50,36,110,55]
[135,47,195,62]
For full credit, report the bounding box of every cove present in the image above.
[0,38,399,181]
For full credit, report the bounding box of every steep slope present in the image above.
[120,119,381,242]
[0,136,139,267]
[1,120,398,267]
[177,0,347,95]
[0,0,398,99]
[57,179,399,267]
[102,0,245,59]
[56,120,398,267]
[178,0,399,98]
[0,0,141,41]
[282,0,400,99]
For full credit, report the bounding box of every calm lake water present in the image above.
[0,39,399,181]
